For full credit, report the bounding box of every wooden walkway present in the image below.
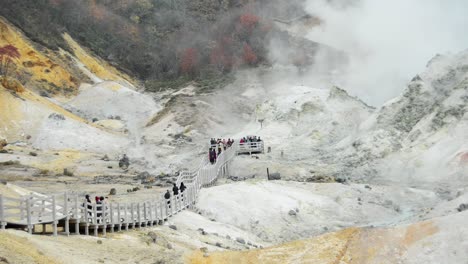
[0,142,238,236]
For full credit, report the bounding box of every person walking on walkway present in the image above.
[180,182,186,202]
[95,196,102,220]
[172,183,179,198]
[164,190,171,209]
[209,148,215,164]
[180,182,186,193]
[84,194,92,216]
[218,142,222,156]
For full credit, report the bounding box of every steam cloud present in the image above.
[304,0,468,106]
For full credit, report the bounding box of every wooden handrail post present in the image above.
[117,203,121,232]
[102,202,107,237]
[74,195,79,235]
[26,196,32,234]
[64,193,69,236]
[124,204,129,231]
[20,198,24,220]
[148,201,153,227]
[130,203,135,229]
[143,202,148,226]
[0,195,5,230]
[52,195,57,236]
[155,201,160,223]
[93,203,98,236]
[161,200,165,221]
[110,203,114,233]
[84,199,89,236]
[137,203,142,229]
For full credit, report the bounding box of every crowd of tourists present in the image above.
[239,136,262,144]
[83,181,188,219]
[209,138,235,164]
[164,182,187,209]
[83,195,108,220]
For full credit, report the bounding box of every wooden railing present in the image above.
[237,141,264,154]
[0,142,239,236]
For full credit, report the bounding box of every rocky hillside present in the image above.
[229,50,468,192]
[0,0,325,91]
[334,51,468,188]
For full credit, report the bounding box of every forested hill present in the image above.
[0,0,311,91]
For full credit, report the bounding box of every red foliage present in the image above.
[210,38,234,71]
[242,43,257,65]
[0,44,21,78]
[180,48,198,74]
[240,13,259,30]
[0,45,20,59]
[89,0,108,21]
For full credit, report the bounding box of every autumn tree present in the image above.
[239,13,259,31]
[180,48,198,77]
[210,37,235,72]
[0,44,21,79]
[242,43,257,65]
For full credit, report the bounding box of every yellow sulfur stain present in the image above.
[1,83,122,141]
[0,88,23,140]
[0,232,59,264]
[402,221,438,247]
[19,89,88,124]
[30,149,87,173]
[187,228,359,264]
[0,18,78,95]
[188,220,440,264]
[63,33,134,86]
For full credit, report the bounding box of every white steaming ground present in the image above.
[304,0,468,106]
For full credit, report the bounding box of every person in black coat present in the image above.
[179,182,186,202]
[165,190,171,208]
[84,194,92,216]
[180,182,186,193]
[209,148,214,164]
[172,183,179,196]
[85,194,92,208]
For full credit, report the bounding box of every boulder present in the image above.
[200,247,208,253]
[306,175,335,183]
[267,172,281,180]
[236,237,246,244]
[169,225,177,230]
[147,231,158,243]
[63,168,73,176]
[48,113,65,120]
[288,210,297,216]
[0,139,7,150]
[457,203,468,212]
[109,188,117,195]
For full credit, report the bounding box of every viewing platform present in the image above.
[237,141,264,154]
